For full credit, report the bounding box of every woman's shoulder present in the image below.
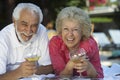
[49,35,64,46]
[50,35,62,42]
[49,35,64,49]
[88,36,97,44]
[80,36,98,49]
[80,36,99,57]
[83,36,96,44]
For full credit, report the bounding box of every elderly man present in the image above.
[0,3,53,80]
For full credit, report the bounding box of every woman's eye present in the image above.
[74,29,78,31]
[73,28,79,31]
[63,28,68,31]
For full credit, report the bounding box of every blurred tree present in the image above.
[41,0,86,29]
[0,0,86,30]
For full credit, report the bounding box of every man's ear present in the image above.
[12,17,15,23]
[12,17,16,28]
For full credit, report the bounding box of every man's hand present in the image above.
[16,61,37,78]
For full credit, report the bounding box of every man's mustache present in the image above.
[19,32,35,36]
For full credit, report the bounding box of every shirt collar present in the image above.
[58,35,69,52]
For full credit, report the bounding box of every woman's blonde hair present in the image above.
[56,6,92,40]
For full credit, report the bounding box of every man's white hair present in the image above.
[12,3,43,23]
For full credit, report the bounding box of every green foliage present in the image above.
[91,17,113,23]
[54,0,86,13]
[66,0,86,7]
[66,0,80,6]
[47,0,86,23]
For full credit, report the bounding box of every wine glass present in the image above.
[24,45,41,79]
[69,48,86,78]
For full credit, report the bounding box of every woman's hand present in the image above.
[74,56,90,73]
[65,60,75,71]
[60,60,75,77]
[74,55,97,77]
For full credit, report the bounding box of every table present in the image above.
[45,76,103,80]
[19,74,120,80]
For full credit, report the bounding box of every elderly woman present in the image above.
[49,7,103,78]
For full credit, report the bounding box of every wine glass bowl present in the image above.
[24,45,41,62]
[24,45,41,78]
[69,48,87,77]
[71,54,80,63]
[70,48,86,62]
[25,54,40,62]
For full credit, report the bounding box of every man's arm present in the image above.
[0,69,22,80]
[0,61,37,80]
[36,64,54,75]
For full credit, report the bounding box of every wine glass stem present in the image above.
[79,72,82,77]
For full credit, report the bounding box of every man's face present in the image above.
[14,9,39,43]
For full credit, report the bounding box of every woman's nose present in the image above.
[68,29,73,35]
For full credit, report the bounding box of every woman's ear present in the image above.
[91,23,94,35]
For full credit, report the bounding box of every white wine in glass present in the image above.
[25,55,40,62]
[24,45,41,79]
[70,48,86,77]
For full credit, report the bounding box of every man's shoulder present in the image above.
[0,23,15,40]
[39,24,46,31]
[1,23,14,32]
[0,23,15,45]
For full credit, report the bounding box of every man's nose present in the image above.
[26,26,32,35]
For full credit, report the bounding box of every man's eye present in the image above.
[20,21,28,27]
[22,23,27,27]
[32,24,38,28]
[21,23,28,27]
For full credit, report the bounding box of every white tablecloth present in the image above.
[19,74,55,80]
[102,63,120,80]
[19,63,120,80]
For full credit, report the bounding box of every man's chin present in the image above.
[21,35,36,45]
[17,32,36,45]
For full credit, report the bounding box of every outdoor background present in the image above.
[0,0,120,31]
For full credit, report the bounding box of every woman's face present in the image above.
[61,19,82,50]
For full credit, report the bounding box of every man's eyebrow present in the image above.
[20,21,28,24]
